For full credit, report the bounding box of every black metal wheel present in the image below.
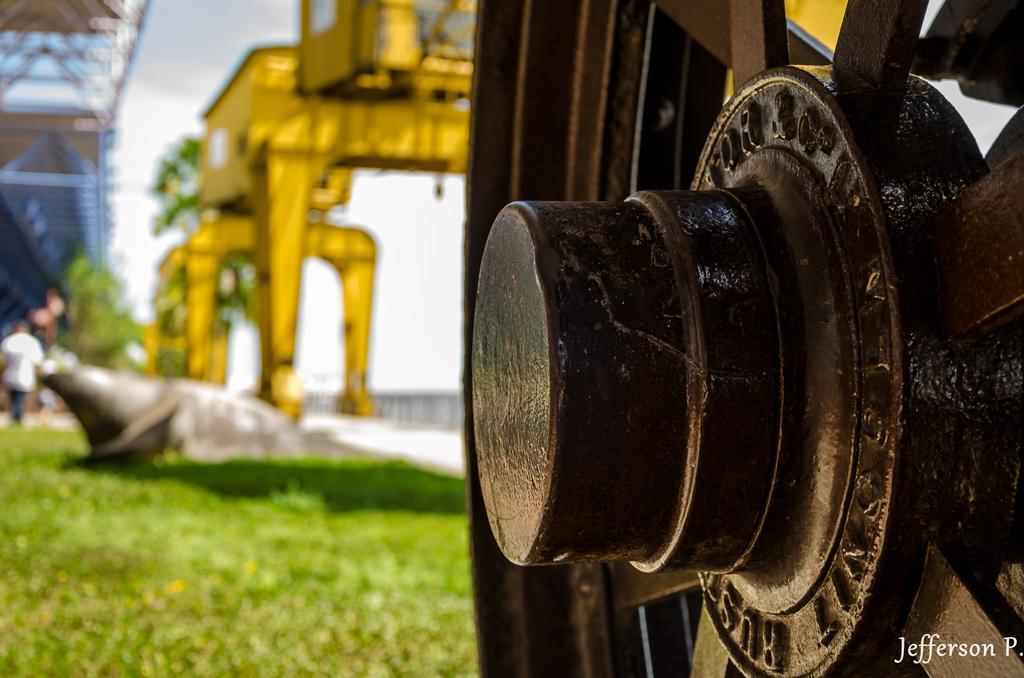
[464,2,1024,676]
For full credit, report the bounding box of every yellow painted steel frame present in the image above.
[151,206,377,418]
[190,45,467,418]
[168,0,472,414]
[148,228,244,384]
[305,222,376,416]
[299,0,475,95]
[144,321,186,376]
[249,142,377,417]
[185,214,254,385]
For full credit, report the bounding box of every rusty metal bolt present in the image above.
[472,190,780,572]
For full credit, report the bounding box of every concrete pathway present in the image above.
[1,411,465,478]
[301,414,465,477]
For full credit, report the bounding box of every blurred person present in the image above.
[2,322,44,426]
[27,289,66,349]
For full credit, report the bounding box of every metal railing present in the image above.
[302,375,462,429]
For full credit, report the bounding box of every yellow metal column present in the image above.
[144,324,161,375]
[305,222,376,415]
[251,143,320,417]
[192,24,472,417]
[339,258,375,415]
[184,215,256,384]
[208,331,230,384]
[184,250,219,382]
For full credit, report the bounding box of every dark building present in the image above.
[0,0,147,329]
[0,111,109,327]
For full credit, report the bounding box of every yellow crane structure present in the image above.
[145,0,474,417]
[785,0,847,50]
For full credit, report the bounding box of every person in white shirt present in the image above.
[2,322,44,425]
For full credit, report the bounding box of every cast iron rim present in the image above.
[465,2,1024,676]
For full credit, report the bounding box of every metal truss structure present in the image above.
[0,0,147,329]
[0,0,148,123]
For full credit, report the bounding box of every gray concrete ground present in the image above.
[1,411,465,477]
[301,414,464,477]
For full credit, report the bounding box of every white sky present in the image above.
[109,0,465,394]
[107,0,1015,395]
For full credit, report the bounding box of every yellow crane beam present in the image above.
[185,214,255,384]
[149,204,378,416]
[151,1,473,417]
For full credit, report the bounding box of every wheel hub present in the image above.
[693,67,900,676]
[473,188,777,571]
[472,63,1021,677]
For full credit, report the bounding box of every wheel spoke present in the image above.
[654,0,829,69]
[690,606,744,678]
[834,0,928,90]
[465,2,619,674]
[906,545,1024,677]
[934,149,1024,338]
[728,0,789,86]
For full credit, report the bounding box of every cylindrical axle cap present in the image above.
[472,191,778,571]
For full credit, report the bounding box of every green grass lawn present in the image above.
[0,427,476,676]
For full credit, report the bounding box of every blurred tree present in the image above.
[64,254,142,370]
[153,264,187,377]
[215,253,258,333]
[151,136,201,236]
[155,265,187,338]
